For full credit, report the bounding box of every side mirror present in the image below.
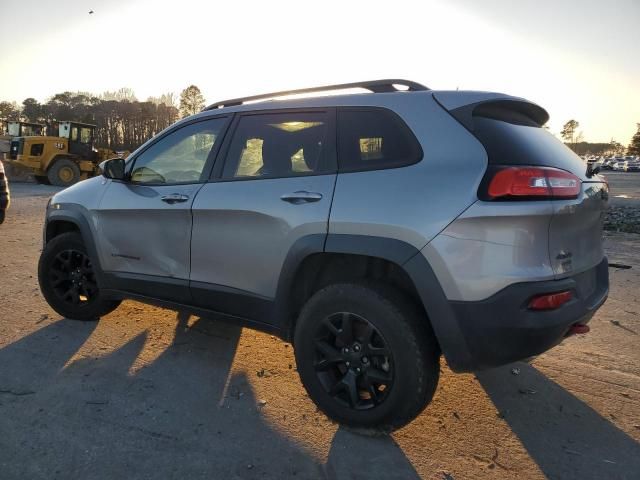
[99,158,125,180]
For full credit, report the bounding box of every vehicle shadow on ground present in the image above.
[0,312,420,479]
[477,362,640,479]
[325,428,421,479]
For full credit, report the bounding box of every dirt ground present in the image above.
[0,182,639,480]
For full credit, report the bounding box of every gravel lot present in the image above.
[0,179,639,480]
[602,172,640,233]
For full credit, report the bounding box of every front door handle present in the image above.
[280,191,323,204]
[161,193,190,204]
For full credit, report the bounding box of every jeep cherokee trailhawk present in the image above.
[38,79,609,431]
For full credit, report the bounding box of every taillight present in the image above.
[486,166,581,200]
[528,290,573,310]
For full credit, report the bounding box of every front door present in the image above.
[95,117,229,303]
[190,109,337,324]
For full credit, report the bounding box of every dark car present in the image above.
[0,160,9,223]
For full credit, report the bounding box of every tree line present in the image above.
[2,88,638,156]
[0,85,206,151]
[560,119,640,156]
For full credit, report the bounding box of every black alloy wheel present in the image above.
[295,282,440,431]
[38,232,121,321]
[49,249,98,307]
[314,311,394,410]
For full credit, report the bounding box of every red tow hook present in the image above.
[566,324,590,336]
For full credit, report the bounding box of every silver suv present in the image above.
[38,79,609,431]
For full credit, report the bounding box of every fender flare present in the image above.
[44,205,106,287]
[274,233,474,371]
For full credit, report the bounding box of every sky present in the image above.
[0,0,638,143]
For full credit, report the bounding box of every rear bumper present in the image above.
[404,253,609,372]
[449,257,609,370]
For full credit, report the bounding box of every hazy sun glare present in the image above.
[0,0,637,142]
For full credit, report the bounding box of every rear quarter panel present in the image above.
[329,93,488,258]
[422,201,555,301]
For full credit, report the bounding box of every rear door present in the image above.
[189,109,337,322]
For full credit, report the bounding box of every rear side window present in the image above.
[222,112,333,179]
[337,108,422,172]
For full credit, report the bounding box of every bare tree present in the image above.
[560,119,583,152]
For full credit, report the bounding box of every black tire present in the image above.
[38,232,120,321]
[34,175,51,185]
[294,282,440,432]
[47,158,80,187]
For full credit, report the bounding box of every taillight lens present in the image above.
[486,166,581,200]
[528,290,573,310]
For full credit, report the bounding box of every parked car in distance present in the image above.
[612,161,625,171]
[37,79,609,431]
[0,160,10,224]
[599,159,614,170]
[624,161,640,172]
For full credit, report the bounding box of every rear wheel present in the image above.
[48,158,80,187]
[294,282,440,432]
[38,232,120,321]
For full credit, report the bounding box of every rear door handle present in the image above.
[280,191,323,204]
[161,193,190,204]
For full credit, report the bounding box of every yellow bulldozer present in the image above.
[7,121,127,186]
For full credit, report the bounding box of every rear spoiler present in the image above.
[433,91,549,130]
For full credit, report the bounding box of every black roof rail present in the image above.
[204,79,429,111]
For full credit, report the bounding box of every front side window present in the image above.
[130,118,226,184]
[337,108,422,172]
[222,112,331,179]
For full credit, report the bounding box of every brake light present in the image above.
[487,166,581,200]
[528,290,573,310]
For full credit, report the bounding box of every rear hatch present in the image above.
[435,92,608,279]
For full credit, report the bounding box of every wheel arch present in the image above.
[274,234,473,370]
[45,207,105,286]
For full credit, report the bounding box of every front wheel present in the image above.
[38,232,120,321]
[294,283,440,432]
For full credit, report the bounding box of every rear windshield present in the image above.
[473,117,589,180]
